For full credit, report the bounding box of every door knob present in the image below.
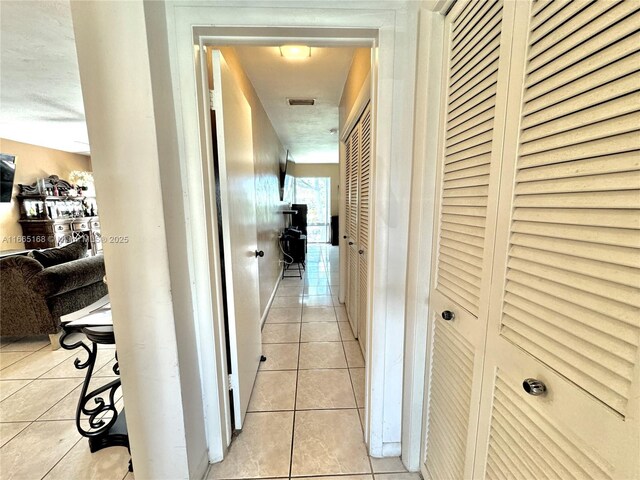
[522,378,546,396]
[441,310,455,321]
[349,241,354,245]
[255,250,264,258]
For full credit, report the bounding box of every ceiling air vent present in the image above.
[287,98,315,106]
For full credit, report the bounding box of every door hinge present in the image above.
[227,373,234,391]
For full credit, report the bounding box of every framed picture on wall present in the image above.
[0,154,17,202]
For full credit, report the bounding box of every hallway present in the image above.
[208,244,416,480]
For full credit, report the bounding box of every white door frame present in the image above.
[165,1,420,463]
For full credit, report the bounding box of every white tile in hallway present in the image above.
[374,474,421,480]
[296,369,356,410]
[0,379,31,402]
[343,341,365,368]
[370,456,408,473]
[262,324,301,344]
[0,378,81,422]
[339,322,356,341]
[350,368,365,408]
[0,420,80,480]
[300,322,341,342]
[207,411,294,479]
[0,421,30,447]
[248,371,297,412]
[266,307,302,324]
[259,344,299,371]
[0,348,76,380]
[0,336,50,353]
[0,351,33,370]
[291,409,371,476]
[301,307,336,323]
[272,296,304,308]
[42,442,130,480]
[303,295,334,307]
[298,342,347,369]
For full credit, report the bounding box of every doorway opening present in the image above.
[198,40,374,467]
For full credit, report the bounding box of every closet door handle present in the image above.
[343,235,347,239]
[349,241,354,245]
[255,250,264,258]
[441,310,455,321]
[359,249,364,254]
[523,378,546,396]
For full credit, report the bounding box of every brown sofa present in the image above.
[0,253,108,347]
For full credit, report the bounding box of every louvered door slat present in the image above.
[447,107,495,140]
[525,35,639,103]
[523,70,640,126]
[529,1,635,68]
[451,6,502,75]
[505,281,637,347]
[527,8,640,87]
[448,97,496,131]
[519,112,640,155]
[513,207,640,229]
[446,119,494,149]
[517,153,640,182]
[530,0,568,28]
[425,320,474,480]
[523,92,640,142]
[512,221,640,249]
[528,0,594,44]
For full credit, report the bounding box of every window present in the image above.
[294,177,330,243]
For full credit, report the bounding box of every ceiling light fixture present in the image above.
[279,45,311,59]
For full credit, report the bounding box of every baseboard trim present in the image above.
[260,267,283,329]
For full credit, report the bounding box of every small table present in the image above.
[60,305,132,471]
[281,234,307,279]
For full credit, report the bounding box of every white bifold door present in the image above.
[344,103,372,356]
[424,1,640,479]
[209,50,262,431]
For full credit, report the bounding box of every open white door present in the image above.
[211,50,262,430]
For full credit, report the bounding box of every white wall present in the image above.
[71,2,207,478]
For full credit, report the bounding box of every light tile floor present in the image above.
[0,245,417,480]
[0,333,130,480]
[208,244,419,480]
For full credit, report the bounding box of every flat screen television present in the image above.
[0,154,17,202]
[279,150,294,202]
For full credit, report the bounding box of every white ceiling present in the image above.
[234,46,355,164]
[0,0,89,155]
[0,2,355,162]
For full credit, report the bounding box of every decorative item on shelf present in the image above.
[69,170,94,196]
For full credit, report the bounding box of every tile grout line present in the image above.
[287,270,305,480]
[39,435,86,480]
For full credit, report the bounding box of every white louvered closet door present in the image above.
[346,125,360,332]
[423,1,516,478]
[474,2,640,478]
[357,103,372,356]
[344,134,353,335]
